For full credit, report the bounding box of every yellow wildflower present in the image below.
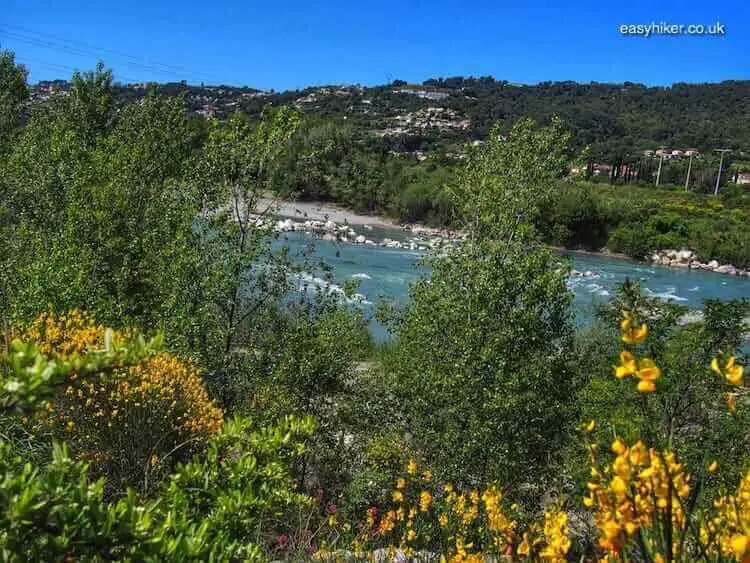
[407,459,418,475]
[637,358,661,381]
[611,438,627,456]
[637,379,656,393]
[517,533,530,556]
[731,535,748,559]
[621,311,648,344]
[614,351,637,378]
[419,490,433,512]
[726,393,737,414]
[712,356,745,385]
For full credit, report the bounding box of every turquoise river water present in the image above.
[280,231,750,342]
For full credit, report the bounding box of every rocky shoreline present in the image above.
[275,217,465,251]
[648,249,750,278]
[258,201,749,280]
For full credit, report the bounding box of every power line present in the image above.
[0,24,222,81]
[3,23,219,79]
[0,24,225,83]
[0,29,189,81]
[15,55,142,84]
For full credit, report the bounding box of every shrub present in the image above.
[608,224,651,258]
[340,458,572,562]
[387,243,574,490]
[15,311,223,494]
[0,323,314,560]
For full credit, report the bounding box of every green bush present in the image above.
[607,224,651,258]
[0,335,315,560]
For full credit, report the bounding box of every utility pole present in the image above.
[684,154,694,192]
[655,147,666,187]
[713,149,731,196]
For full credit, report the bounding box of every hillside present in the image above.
[30,77,750,160]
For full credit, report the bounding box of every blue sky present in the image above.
[2,0,748,90]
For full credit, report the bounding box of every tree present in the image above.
[386,118,575,492]
[0,50,28,153]
[63,61,114,149]
[191,108,301,408]
[0,87,199,327]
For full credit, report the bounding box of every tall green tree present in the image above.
[387,118,575,492]
[191,109,302,408]
[0,84,199,326]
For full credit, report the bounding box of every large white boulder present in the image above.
[677,249,694,262]
[715,264,737,275]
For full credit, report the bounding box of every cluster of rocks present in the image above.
[570,269,597,278]
[649,249,750,277]
[275,218,457,251]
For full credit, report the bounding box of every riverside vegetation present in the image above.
[1,53,749,561]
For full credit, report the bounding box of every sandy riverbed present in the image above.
[255,197,400,228]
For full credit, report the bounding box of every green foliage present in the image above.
[0,418,314,561]
[0,50,28,154]
[455,117,570,243]
[608,224,651,258]
[388,244,574,490]
[0,332,163,415]
[0,333,315,560]
[0,78,200,325]
[160,415,316,557]
[571,282,750,500]
[385,119,575,491]
[537,182,750,267]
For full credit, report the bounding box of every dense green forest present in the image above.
[2,53,749,561]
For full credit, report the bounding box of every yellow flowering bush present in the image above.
[582,306,748,562]
[708,471,750,560]
[584,433,750,562]
[15,311,223,494]
[354,459,570,561]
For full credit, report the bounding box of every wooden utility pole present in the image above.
[713,149,731,196]
[684,154,694,192]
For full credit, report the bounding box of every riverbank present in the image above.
[256,197,399,229]
[256,198,750,277]
[256,197,464,251]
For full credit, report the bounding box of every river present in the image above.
[280,231,750,342]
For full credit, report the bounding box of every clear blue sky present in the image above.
[2,0,748,90]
